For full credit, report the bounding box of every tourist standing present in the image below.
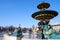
[32,26,36,39]
[17,27,23,40]
[29,28,32,38]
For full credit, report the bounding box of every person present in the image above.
[32,26,35,39]
[29,28,32,38]
[17,27,23,40]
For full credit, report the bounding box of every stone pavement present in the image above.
[22,38,60,40]
[3,33,60,40]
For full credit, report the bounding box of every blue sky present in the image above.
[0,0,60,28]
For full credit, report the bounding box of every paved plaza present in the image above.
[0,33,60,40]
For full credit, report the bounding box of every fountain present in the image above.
[31,2,60,39]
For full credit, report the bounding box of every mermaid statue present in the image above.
[38,20,60,39]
